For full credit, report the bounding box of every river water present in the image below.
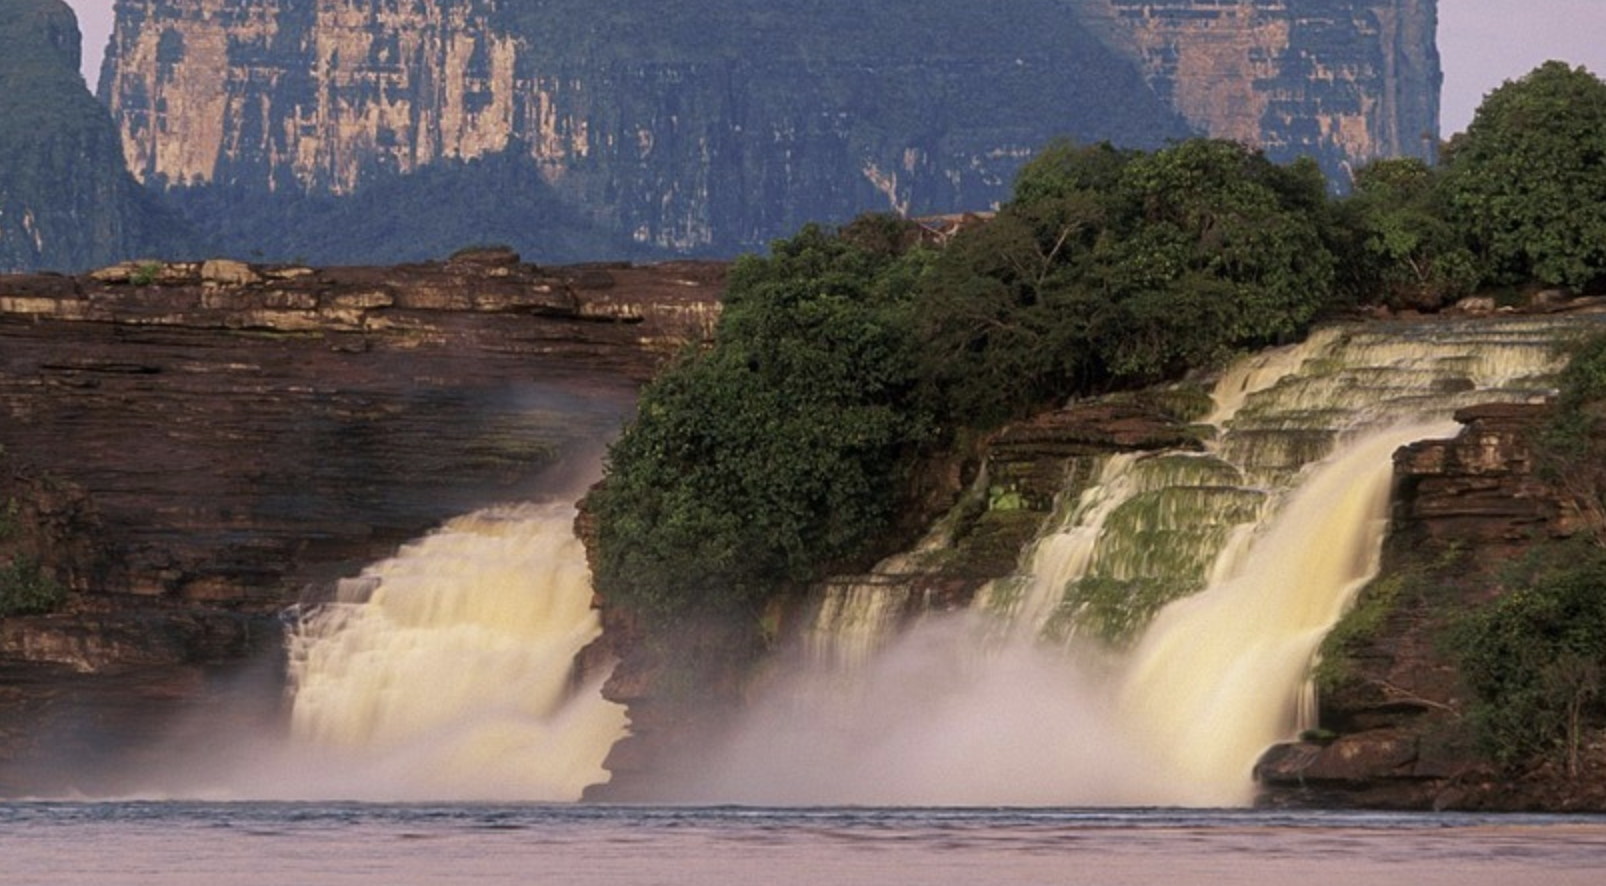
[3,804,1604,885]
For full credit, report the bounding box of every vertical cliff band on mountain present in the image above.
[94,0,1440,266]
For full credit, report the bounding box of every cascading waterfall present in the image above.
[1116,420,1456,801]
[280,502,628,801]
[709,316,1584,805]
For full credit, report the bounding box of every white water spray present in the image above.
[279,503,627,801]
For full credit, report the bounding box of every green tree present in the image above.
[915,186,1111,426]
[1344,158,1480,310]
[588,222,933,618]
[1010,139,1136,206]
[1092,140,1336,377]
[916,138,1340,427]
[1444,61,1606,291]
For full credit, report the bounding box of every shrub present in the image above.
[129,262,162,286]
[0,497,19,542]
[0,556,65,617]
[1451,550,1606,773]
[1536,331,1606,540]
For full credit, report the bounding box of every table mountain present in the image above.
[98,1,1440,265]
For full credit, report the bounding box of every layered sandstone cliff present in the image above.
[0,251,719,613]
[98,1,1438,266]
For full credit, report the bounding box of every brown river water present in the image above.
[2,805,1604,885]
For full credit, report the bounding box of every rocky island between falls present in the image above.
[1,251,1604,809]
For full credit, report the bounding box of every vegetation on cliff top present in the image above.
[1444,61,1606,292]
[587,220,934,617]
[591,61,1606,629]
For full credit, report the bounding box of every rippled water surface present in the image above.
[3,805,1604,885]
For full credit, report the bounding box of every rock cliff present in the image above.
[1081,0,1442,177]
[97,0,1438,265]
[0,252,721,793]
[0,250,720,607]
[0,0,186,273]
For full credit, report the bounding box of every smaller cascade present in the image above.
[979,453,1141,637]
[1202,331,1339,426]
[805,579,914,673]
[284,503,627,801]
[1115,421,1460,801]
[979,453,1267,644]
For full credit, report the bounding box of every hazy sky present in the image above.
[60,0,1606,136]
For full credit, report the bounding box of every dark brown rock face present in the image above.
[0,254,722,793]
[1,256,722,605]
[1255,403,1606,810]
[1390,404,1562,558]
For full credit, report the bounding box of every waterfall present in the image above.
[1116,420,1456,802]
[281,502,628,801]
[710,316,1582,806]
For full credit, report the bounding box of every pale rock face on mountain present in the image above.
[1082,0,1441,175]
[97,0,1439,265]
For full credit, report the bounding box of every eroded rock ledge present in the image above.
[1,249,723,609]
[3,250,722,368]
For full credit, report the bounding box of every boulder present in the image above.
[200,258,261,287]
